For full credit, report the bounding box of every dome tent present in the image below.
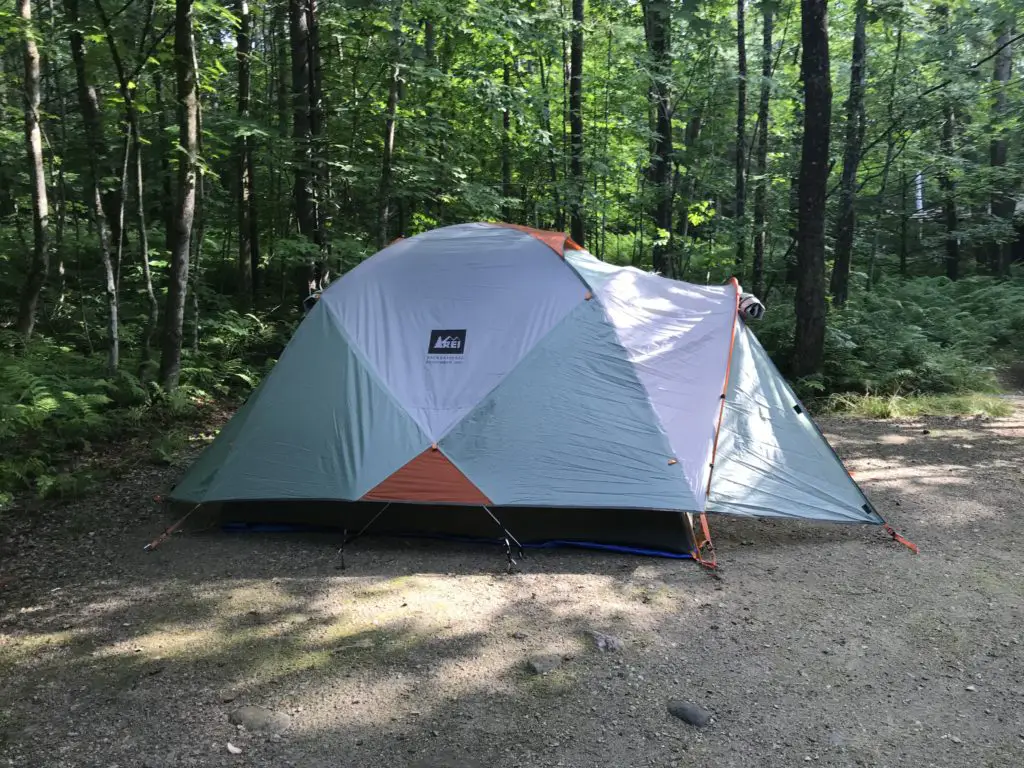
[167,222,890,563]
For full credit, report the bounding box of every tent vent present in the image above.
[793,404,803,415]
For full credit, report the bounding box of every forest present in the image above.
[1,0,1023,509]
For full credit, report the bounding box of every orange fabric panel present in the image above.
[491,222,570,257]
[362,448,492,505]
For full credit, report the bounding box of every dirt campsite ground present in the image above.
[1,399,1022,768]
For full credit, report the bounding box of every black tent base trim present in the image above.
[163,499,699,560]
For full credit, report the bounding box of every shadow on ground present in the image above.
[1,402,1022,767]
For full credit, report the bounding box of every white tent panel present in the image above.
[320,223,587,441]
[566,251,737,508]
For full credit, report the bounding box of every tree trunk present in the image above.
[539,55,563,230]
[377,0,402,249]
[290,0,316,242]
[751,3,772,299]
[568,0,584,244]
[899,166,909,276]
[308,0,325,248]
[735,0,747,270]
[134,116,158,372]
[867,12,903,291]
[501,57,512,221]
[16,0,50,339]
[939,101,959,280]
[792,0,831,377]
[989,26,1013,277]
[828,0,867,306]
[65,0,118,373]
[236,0,258,304]
[644,0,673,275]
[154,72,175,251]
[93,0,160,366]
[159,0,198,390]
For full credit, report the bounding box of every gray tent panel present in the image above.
[170,305,429,503]
[706,325,883,524]
[441,299,698,510]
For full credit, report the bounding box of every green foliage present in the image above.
[756,274,1024,397]
[822,392,1014,419]
[0,305,291,512]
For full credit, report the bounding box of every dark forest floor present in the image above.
[1,400,1022,768]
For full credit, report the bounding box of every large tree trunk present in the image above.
[735,0,747,270]
[989,26,1014,277]
[16,0,50,339]
[792,0,831,377]
[377,0,402,249]
[290,0,316,242]
[236,0,258,304]
[65,0,119,372]
[751,3,772,299]
[159,0,198,390]
[939,101,960,280]
[568,0,584,244]
[644,0,673,275]
[828,0,867,306]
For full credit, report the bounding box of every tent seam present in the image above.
[702,277,742,510]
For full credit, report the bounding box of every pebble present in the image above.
[527,654,562,674]
[667,700,711,727]
[228,706,292,735]
[965,685,977,692]
[588,630,624,652]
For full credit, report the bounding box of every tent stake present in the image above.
[337,502,392,570]
[482,506,524,573]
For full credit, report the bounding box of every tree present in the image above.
[936,5,959,281]
[15,0,49,339]
[92,0,160,367]
[236,0,258,304]
[792,0,831,377]
[65,0,119,373]
[377,0,402,249]
[568,0,584,245]
[751,1,773,299]
[160,0,199,390]
[828,0,867,306]
[735,0,748,270]
[989,24,1014,277]
[644,0,673,276]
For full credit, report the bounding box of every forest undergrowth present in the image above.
[1,269,1021,514]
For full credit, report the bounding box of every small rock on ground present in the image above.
[527,654,563,674]
[668,700,712,727]
[588,630,623,652]
[228,706,292,734]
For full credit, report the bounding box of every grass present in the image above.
[822,392,1015,419]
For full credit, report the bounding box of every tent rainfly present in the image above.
[165,222,914,564]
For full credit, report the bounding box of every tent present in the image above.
[167,222,892,563]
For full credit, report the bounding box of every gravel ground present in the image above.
[1,400,1022,768]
